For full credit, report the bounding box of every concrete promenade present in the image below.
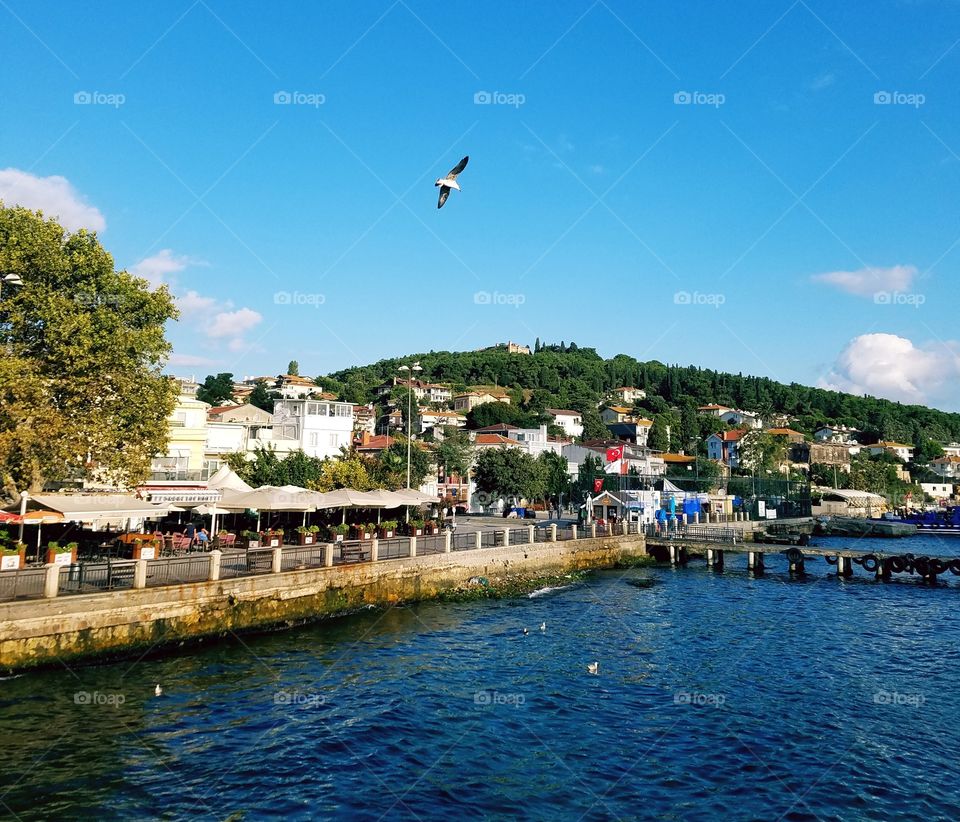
[0,529,648,672]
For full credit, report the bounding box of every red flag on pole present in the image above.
[606,445,623,462]
[593,479,603,493]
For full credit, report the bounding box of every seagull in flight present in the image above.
[436,155,469,209]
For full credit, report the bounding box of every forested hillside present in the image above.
[320,342,960,446]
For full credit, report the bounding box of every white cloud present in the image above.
[811,265,918,297]
[206,307,262,341]
[169,352,219,367]
[820,333,960,406]
[177,289,219,315]
[0,168,106,232]
[130,249,196,288]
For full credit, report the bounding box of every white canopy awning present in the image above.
[26,494,170,521]
[231,485,325,512]
[207,465,253,493]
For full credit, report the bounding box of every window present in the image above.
[329,433,339,446]
[308,432,318,447]
[307,402,319,416]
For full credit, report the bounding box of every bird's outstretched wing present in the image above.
[446,155,469,179]
[437,186,450,209]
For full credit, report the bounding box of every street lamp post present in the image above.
[0,272,23,299]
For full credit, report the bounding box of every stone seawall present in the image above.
[0,535,647,672]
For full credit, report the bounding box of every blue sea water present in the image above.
[1,536,959,820]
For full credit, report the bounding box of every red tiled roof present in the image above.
[712,429,748,442]
[662,453,696,463]
[766,428,804,437]
[545,408,579,416]
[355,435,394,451]
[474,434,518,445]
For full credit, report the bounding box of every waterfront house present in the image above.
[150,382,211,482]
[601,406,633,424]
[545,408,583,438]
[814,425,861,443]
[868,442,915,463]
[611,387,646,404]
[453,390,511,413]
[920,482,955,501]
[416,410,467,435]
[270,398,354,460]
[930,455,960,480]
[606,419,653,447]
[706,429,748,468]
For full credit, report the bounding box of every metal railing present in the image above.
[0,519,647,603]
[645,523,745,544]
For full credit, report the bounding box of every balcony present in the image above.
[147,468,216,482]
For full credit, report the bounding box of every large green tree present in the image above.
[0,205,177,500]
[197,372,234,406]
[473,448,544,503]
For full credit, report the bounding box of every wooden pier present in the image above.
[646,529,960,584]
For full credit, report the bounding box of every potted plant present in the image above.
[0,540,27,571]
[46,540,78,566]
[241,530,261,549]
[131,538,156,560]
[260,529,282,547]
[296,525,316,546]
[409,518,425,537]
[423,519,438,535]
[333,523,349,543]
[378,520,398,539]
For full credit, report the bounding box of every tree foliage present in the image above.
[0,205,177,500]
[197,372,234,406]
[473,448,544,503]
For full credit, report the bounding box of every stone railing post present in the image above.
[623,520,629,536]
[474,531,482,551]
[693,511,700,524]
[43,563,60,598]
[571,524,578,540]
[444,531,452,553]
[133,558,147,589]
[271,546,283,574]
[409,536,417,558]
[528,524,535,544]
[208,549,222,582]
[503,528,510,547]
[371,537,379,562]
[591,522,597,539]
[324,542,334,567]
[550,523,557,542]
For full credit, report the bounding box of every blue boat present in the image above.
[876,507,960,535]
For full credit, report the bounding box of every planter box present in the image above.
[131,543,157,560]
[298,534,316,546]
[261,534,281,548]
[412,528,424,537]
[334,533,345,543]
[378,530,395,539]
[46,547,77,566]
[240,538,261,549]
[0,551,25,571]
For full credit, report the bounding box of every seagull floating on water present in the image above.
[540,622,547,632]
[436,155,469,209]
[522,628,529,635]
[154,684,163,696]
[587,662,599,675]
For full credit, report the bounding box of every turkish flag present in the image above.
[593,479,603,493]
[606,446,623,462]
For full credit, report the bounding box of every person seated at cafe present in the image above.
[183,522,197,544]
[196,527,210,547]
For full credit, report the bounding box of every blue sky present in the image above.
[2,1,960,409]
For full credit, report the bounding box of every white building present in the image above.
[719,409,763,429]
[930,455,960,479]
[868,442,915,463]
[942,444,960,459]
[416,410,467,435]
[814,426,861,443]
[921,482,954,500]
[507,425,564,457]
[270,399,354,459]
[611,387,646,404]
[545,409,583,438]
